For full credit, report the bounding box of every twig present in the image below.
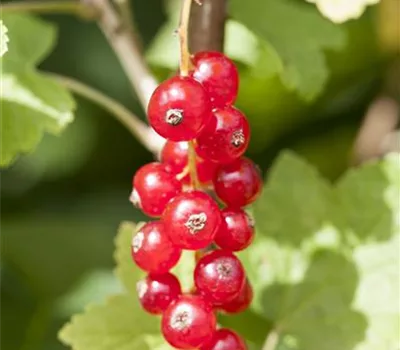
[0,1,96,19]
[352,97,399,163]
[188,140,200,188]
[112,0,137,43]
[50,73,164,153]
[84,0,158,109]
[189,0,226,53]
[262,329,280,350]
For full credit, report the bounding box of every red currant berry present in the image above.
[160,141,189,174]
[147,76,212,141]
[131,162,182,217]
[200,329,247,350]
[196,106,250,164]
[197,158,219,184]
[131,221,181,273]
[214,158,262,208]
[162,294,216,349]
[219,279,253,314]
[136,273,181,314]
[194,250,245,304]
[214,209,255,251]
[163,191,221,250]
[191,51,239,108]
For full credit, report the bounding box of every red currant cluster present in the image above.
[130,51,262,349]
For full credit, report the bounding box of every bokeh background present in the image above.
[1,0,398,349]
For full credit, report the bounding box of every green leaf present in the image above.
[0,14,75,167]
[226,152,399,350]
[352,233,400,350]
[229,0,346,100]
[307,0,380,24]
[337,153,400,242]
[0,13,56,71]
[0,20,9,57]
[252,151,334,246]
[59,294,172,350]
[114,221,144,294]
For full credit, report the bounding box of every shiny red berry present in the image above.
[214,158,262,208]
[147,76,212,141]
[136,273,181,314]
[200,329,247,350]
[219,279,253,314]
[131,162,182,217]
[162,294,216,349]
[161,141,189,174]
[191,51,239,108]
[131,221,181,273]
[163,191,221,250]
[196,106,250,164]
[194,250,245,304]
[214,209,255,251]
[160,141,217,185]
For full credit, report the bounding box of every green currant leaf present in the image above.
[0,20,9,57]
[229,0,346,100]
[0,14,75,167]
[224,152,399,350]
[114,221,144,294]
[252,151,335,246]
[336,153,400,242]
[352,233,399,350]
[59,294,172,350]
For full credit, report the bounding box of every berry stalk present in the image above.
[178,0,194,77]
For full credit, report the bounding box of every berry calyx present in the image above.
[136,273,181,314]
[131,162,182,217]
[191,51,239,108]
[162,294,216,349]
[194,250,245,304]
[147,76,212,141]
[200,329,247,350]
[131,221,181,273]
[196,106,250,164]
[214,157,262,208]
[219,279,253,314]
[163,191,221,250]
[214,209,255,251]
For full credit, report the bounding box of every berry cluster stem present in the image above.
[178,0,201,188]
[188,140,201,189]
[178,0,194,76]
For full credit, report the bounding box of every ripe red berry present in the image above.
[196,158,219,185]
[214,158,262,208]
[131,221,181,273]
[131,162,182,217]
[200,329,247,350]
[147,76,212,141]
[191,51,239,108]
[219,279,253,314]
[136,273,181,314]
[160,141,217,185]
[163,191,221,250]
[214,209,255,251]
[161,141,189,174]
[196,106,250,164]
[162,294,216,349]
[194,250,245,304]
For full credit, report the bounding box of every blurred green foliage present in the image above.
[0,0,397,349]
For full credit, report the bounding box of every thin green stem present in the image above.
[262,329,280,350]
[0,1,96,19]
[49,73,163,153]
